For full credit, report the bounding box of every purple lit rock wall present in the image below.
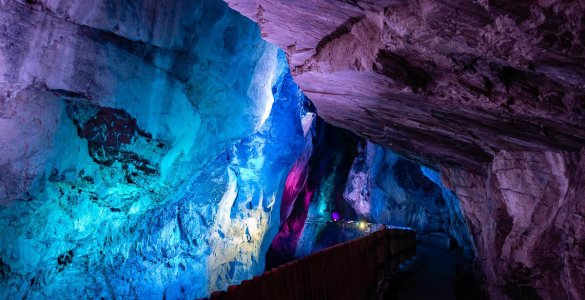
[224,1,585,298]
[444,150,585,299]
[265,120,358,269]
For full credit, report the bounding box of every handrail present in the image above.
[208,228,416,300]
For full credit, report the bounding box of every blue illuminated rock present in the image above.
[0,0,310,298]
[343,142,473,252]
[291,140,473,258]
[267,121,358,267]
[4,0,584,299]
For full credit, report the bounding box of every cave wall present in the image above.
[443,150,585,299]
[1,0,465,296]
[265,119,358,269]
[224,0,585,172]
[2,0,583,298]
[1,0,277,206]
[223,0,585,298]
[268,135,474,266]
[0,0,312,298]
[344,141,473,253]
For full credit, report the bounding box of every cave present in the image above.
[0,0,584,299]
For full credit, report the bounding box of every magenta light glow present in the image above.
[331,211,340,222]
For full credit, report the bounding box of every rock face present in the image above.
[1,0,474,297]
[266,120,359,269]
[1,0,583,298]
[343,141,473,253]
[444,150,585,299]
[225,0,585,173]
[0,0,312,298]
[1,0,276,206]
[224,0,585,298]
[264,127,474,267]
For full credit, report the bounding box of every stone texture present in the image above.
[1,0,277,205]
[342,141,473,253]
[1,0,583,298]
[225,0,585,173]
[224,0,585,298]
[443,150,585,299]
[0,0,312,298]
[266,119,359,269]
[273,135,474,266]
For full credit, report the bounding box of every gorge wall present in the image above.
[264,123,474,269]
[225,0,585,299]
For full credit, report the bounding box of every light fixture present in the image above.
[331,211,340,222]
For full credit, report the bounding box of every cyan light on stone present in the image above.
[0,0,311,298]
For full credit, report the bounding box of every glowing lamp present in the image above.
[358,221,367,230]
[331,211,340,222]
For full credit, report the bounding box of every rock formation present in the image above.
[225,0,585,172]
[1,0,472,297]
[1,0,583,298]
[444,150,585,299]
[0,0,310,297]
[344,141,473,253]
[224,0,585,298]
[292,140,475,258]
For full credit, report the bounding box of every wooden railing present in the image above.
[208,228,416,300]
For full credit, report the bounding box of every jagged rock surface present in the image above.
[267,120,359,268]
[0,0,311,298]
[293,140,475,259]
[225,0,585,173]
[224,0,585,298]
[443,150,585,299]
[343,141,473,253]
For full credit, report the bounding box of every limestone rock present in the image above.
[224,0,585,298]
[225,0,585,173]
[0,0,309,298]
[444,150,585,299]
